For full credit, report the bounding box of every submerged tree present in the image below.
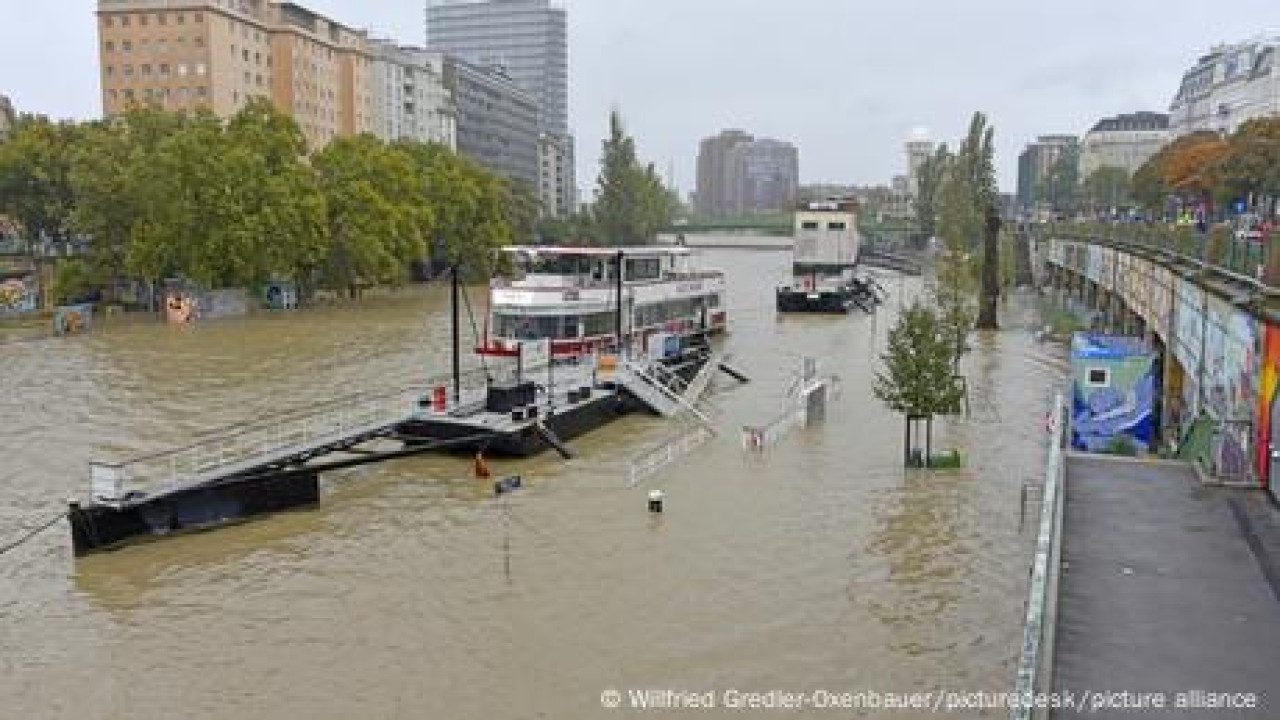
[873,301,966,466]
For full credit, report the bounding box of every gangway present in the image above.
[70,382,500,555]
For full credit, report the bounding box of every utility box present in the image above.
[1069,333,1158,453]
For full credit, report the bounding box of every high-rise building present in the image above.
[444,57,539,187]
[695,130,753,216]
[0,95,15,140]
[1170,36,1280,137]
[370,41,456,149]
[427,0,573,214]
[538,132,572,216]
[1078,112,1169,179]
[726,139,799,214]
[1016,135,1079,214]
[904,131,935,197]
[96,0,379,148]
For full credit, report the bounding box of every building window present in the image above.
[177,13,185,24]
[124,89,135,100]
[157,13,166,25]
[122,40,132,53]
[196,86,208,98]
[108,89,118,101]
[177,63,188,76]
[102,16,113,28]
[123,64,134,77]
[160,64,170,76]
[243,49,249,62]
[139,14,148,26]
[121,15,130,27]
[105,65,115,77]
[196,63,206,76]
[141,64,152,77]
[193,12,202,23]
[104,41,115,53]
[194,37,204,49]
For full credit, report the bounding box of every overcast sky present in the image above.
[2,1,1276,195]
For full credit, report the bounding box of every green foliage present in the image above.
[0,117,83,240]
[590,110,674,245]
[6,102,521,298]
[912,144,950,239]
[1082,165,1131,212]
[52,258,95,305]
[935,112,1000,343]
[874,301,966,417]
[1106,434,1137,457]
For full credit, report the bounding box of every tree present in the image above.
[313,135,431,296]
[591,109,673,244]
[873,301,966,466]
[0,117,83,241]
[1130,131,1225,215]
[1082,165,1131,214]
[1217,117,1280,213]
[912,144,950,240]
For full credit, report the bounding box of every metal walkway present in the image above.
[88,387,426,505]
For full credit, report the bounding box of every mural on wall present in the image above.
[1171,278,1205,437]
[1150,266,1174,339]
[1255,325,1280,488]
[1201,294,1259,480]
[1070,333,1158,453]
[1085,244,1103,283]
[0,275,37,314]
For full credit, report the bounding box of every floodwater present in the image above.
[0,240,1067,719]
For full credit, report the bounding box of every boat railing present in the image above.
[86,372,489,504]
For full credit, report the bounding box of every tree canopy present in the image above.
[589,109,675,245]
[0,101,519,297]
[873,301,965,417]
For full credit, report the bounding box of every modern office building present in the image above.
[726,138,799,213]
[444,57,539,187]
[369,41,456,149]
[538,132,573,216]
[96,0,379,148]
[1169,36,1280,137]
[1016,135,1079,213]
[427,0,573,213]
[1078,112,1169,179]
[0,95,15,140]
[695,129,753,216]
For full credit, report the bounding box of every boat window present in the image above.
[800,221,819,230]
[524,255,588,276]
[625,257,661,281]
[709,294,720,309]
[583,311,614,336]
[827,222,847,230]
[493,313,583,339]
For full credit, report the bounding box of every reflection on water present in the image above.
[0,245,1066,719]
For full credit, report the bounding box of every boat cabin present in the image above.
[484,246,727,358]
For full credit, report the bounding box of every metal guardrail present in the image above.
[89,387,426,503]
[627,425,714,487]
[1010,392,1066,720]
[1042,223,1280,289]
[85,368,493,503]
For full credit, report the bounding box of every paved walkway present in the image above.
[1052,455,1280,719]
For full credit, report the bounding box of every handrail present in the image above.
[1009,392,1066,720]
[1039,222,1279,290]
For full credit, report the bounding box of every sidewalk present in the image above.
[1051,455,1280,719]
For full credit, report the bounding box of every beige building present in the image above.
[97,0,379,148]
[1078,112,1169,179]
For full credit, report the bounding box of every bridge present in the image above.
[1032,222,1280,495]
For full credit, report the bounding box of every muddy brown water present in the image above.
[1,242,1066,718]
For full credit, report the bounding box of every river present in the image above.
[0,241,1066,718]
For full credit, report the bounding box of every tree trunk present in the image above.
[976,209,1001,329]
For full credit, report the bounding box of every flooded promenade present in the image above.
[1,242,1066,719]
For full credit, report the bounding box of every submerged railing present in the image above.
[1009,392,1066,720]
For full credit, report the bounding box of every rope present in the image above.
[0,513,63,557]
[458,267,490,380]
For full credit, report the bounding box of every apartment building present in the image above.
[369,42,456,150]
[97,0,378,147]
[0,95,15,140]
[1078,112,1169,179]
[1170,36,1280,137]
[444,58,539,188]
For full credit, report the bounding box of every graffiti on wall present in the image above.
[0,275,36,314]
[1201,294,1259,480]
[1171,278,1205,436]
[1255,326,1280,487]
